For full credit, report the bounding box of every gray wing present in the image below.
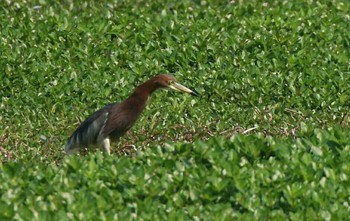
[65,104,116,154]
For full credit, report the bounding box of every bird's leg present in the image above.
[102,138,111,155]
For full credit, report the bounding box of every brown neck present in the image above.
[129,77,160,100]
[124,78,159,113]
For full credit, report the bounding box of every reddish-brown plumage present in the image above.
[65,74,198,155]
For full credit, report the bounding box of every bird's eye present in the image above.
[168,80,173,84]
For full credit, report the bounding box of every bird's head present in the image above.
[154,74,199,96]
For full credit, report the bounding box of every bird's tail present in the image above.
[64,138,80,155]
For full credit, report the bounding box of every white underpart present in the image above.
[102,138,111,155]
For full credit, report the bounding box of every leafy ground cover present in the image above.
[1,128,350,220]
[1,0,350,219]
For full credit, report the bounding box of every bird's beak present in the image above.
[168,82,199,97]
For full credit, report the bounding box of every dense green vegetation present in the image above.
[1,0,349,220]
[1,128,350,220]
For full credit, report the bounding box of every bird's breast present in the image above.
[102,96,148,140]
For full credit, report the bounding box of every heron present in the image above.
[65,74,198,155]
